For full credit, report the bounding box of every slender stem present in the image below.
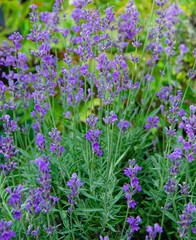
[70,212,75,240]
[158,196,169,240]
[18,221,21,239]
[121,205,129,238]
[172,193,178,220]
[47,212,52,240]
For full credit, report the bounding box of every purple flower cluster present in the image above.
[49,128,66,156]
[0,0,195,238]
[178,182,190,195]
[144,116,159,132]
[177,202,196,238]
[25,186,42,215]
[175,44,188,72]
[34,155,59,214]
[167,148,182,176]
[164,148,183,196]
[100,236,109,240]
[0,115,18,173]
[145,223,163,239]
[85,115,102,156]
[126,216,142,238]
[67,173,83,214]
[103,111,118,124]
[117,0,141,52]
[6,185,23,220]
[117,119,130,134]
[178,105,196,163]
[25,132,59,236]
[0,220,15,240]
[123,159,142,208]
[35,133,46,152]
[157,86,173,103]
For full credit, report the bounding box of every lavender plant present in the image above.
[0,0,196,239]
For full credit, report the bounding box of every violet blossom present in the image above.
[123,159,142,208]
[126,216,142,238]
[85,115,102,156]
[144,116,159,132]
[49,128,66,156]
[6,185,23,220]
[177,202,196,238]
[145,223,163,239]
[0,220,16,240]
[67,173,83,213]
[117,119,130,134]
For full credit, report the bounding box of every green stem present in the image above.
[121,205,129,238]
[158,196,168,240]
[70,212,75,240]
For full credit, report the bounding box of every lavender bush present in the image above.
[0,0,196,239]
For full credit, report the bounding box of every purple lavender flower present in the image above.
[6,185,23,220]
[35,133,46,152]
[116,1,141,52]
[0,220,16,240]
[67,173,83,213]
[99,236,109,240]
[34,155,59,214]
[1,115,17,135]
[27,225,32,237]
[144,116,159,132]
[25,186,43,215]
[29,4,38,23]
[177,202,196,238]
[8,32,23,51]
[0,115,18,174]
[192,225,196,234]
[164,177,177,195]
[167,90,182,124]
[126,216,142,238]
[166,148,182,176]
[117,119,130,134]
[123,159,142,208]
[165,126,176,136]
[161,203,171,210]
[86,115,98,128]
[49,128,66,156]
[43,225,55,235]
[146,223,163,239]
[179,44,188,55]
[31,226,40,238]
[178,105,196,163]
[155,0,167,7]
[103,111,118,124]
[178,182,190,195]
[85,115,102,156]
[157,86,173,103]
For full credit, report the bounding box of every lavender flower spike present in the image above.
[146,223,163,239]
[100,236,109,240]
[0,220,16,240]
[144,116,159,132]
[123,159,142,208]
[126,216,142,238]
[85,115,103,156]
[177,202,196,238]
[67,173,83,213]
[6,185,23,220]
[117,119,130,134]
